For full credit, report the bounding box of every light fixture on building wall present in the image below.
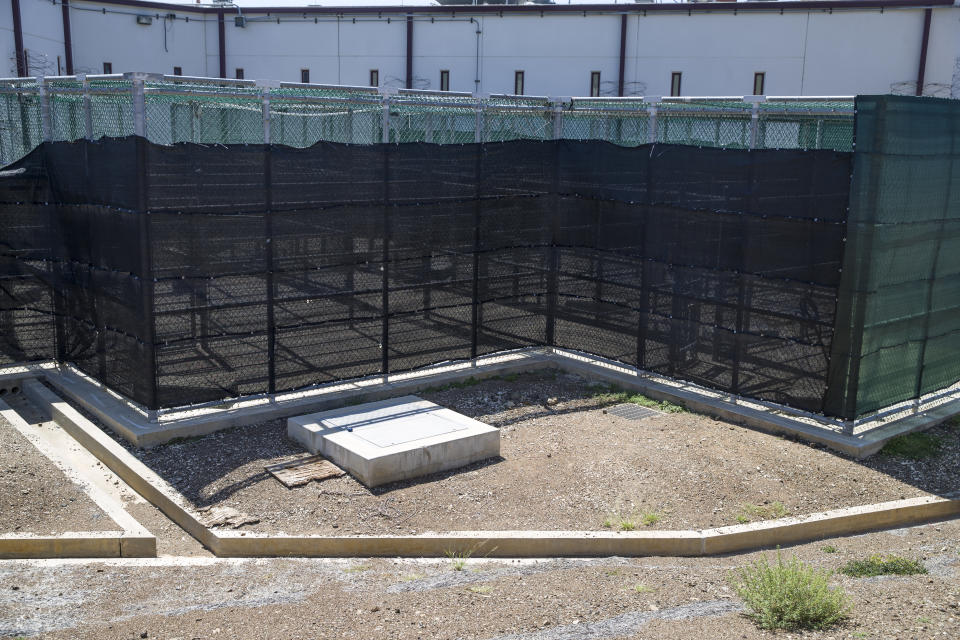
[136,15,153,26]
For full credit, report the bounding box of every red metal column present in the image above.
[62,0,74,75]
[915,8,932,96]
[11,0,26,77]
[218,10,226,79]
[618,14,627,97]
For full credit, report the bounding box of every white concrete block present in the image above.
[287,396,500,488]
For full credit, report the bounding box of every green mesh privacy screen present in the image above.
[826,95,960,419]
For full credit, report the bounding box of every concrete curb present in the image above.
[32,378,960,558]
[0,533,135,559]
[37,347,960,458]
[21,379,217,553]
[0,394,156,559]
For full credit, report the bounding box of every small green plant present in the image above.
[852,632,868,639]
[737,502,790,523]
[424,377,483,393]
[821,545,838,554]
[467,585,492,594]
[731,549,851,631]
[498,373,520,383]
[918,616,932,624]
[768,502,789,518]
[880,432,941,460]
[445,549,473,571]
[840,554,927,578]
[343,564,371,574]
[591,385,686,413]
[605,509,662,530]
[400,572,425,582]
[631,583,654,594]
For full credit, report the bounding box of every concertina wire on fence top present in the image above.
[0,72,855,167]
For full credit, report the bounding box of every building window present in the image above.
[670,72,682,97]
[103,62,113,74]
[590,71,601,97]
[235,68,244,80]
[440,70,450,92]
[301,69,310,84]
[753,72,765,96]
[514,70,524,96]
[173,66,182,76]
[370,69,379,87]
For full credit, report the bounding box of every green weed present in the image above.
[467,585,492,594]
[731,549,851,631]
[591,385,685,413]
[343,564,371,574]
[736,502,790,523]
[821,545,838,554]
[445,549,473,571]
[840,554,927,578]
[881,432,941,460]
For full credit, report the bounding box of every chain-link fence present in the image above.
[0,73,854,167]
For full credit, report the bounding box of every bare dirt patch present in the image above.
[4,518,959,639]
[87,370,958,535]
[0,413,115,534]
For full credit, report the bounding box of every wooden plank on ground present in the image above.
[265,455,345,488]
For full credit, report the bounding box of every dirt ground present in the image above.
[0,411,115,535]
[1,517,958,639]
[102,371,958,535]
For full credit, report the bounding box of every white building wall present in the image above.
[478,15,622,97]
[7,2,960,98]
[11,0,66,77]
[802,9,925,95]
[925,7,960,98]
[412,18,478,93]
[70,1,209,76]
[627,13,809,98]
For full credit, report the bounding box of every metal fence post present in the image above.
[550,99,565,140]
[37,77,52,142]
[381,139,391,376]
[131,77,146,138]
[264,143,276,395]
[748,98,761,150]
[471,141,482,360]
[262,90,271,144]
[81,74,93,140]
[646,100,658,145]
[474,99,484,143]
[381,96,391,144]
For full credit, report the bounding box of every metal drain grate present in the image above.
[605,403,661,421]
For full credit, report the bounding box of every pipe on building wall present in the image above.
[618,14,627,97]
[915,8,932,96]
[218,9,226,79]
[11,0,26,77]
[62,0,74,75]
[406,15,413,90]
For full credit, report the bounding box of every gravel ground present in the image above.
[1,518,958,639]
[98,371,958,535]
[0,411,115,535]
